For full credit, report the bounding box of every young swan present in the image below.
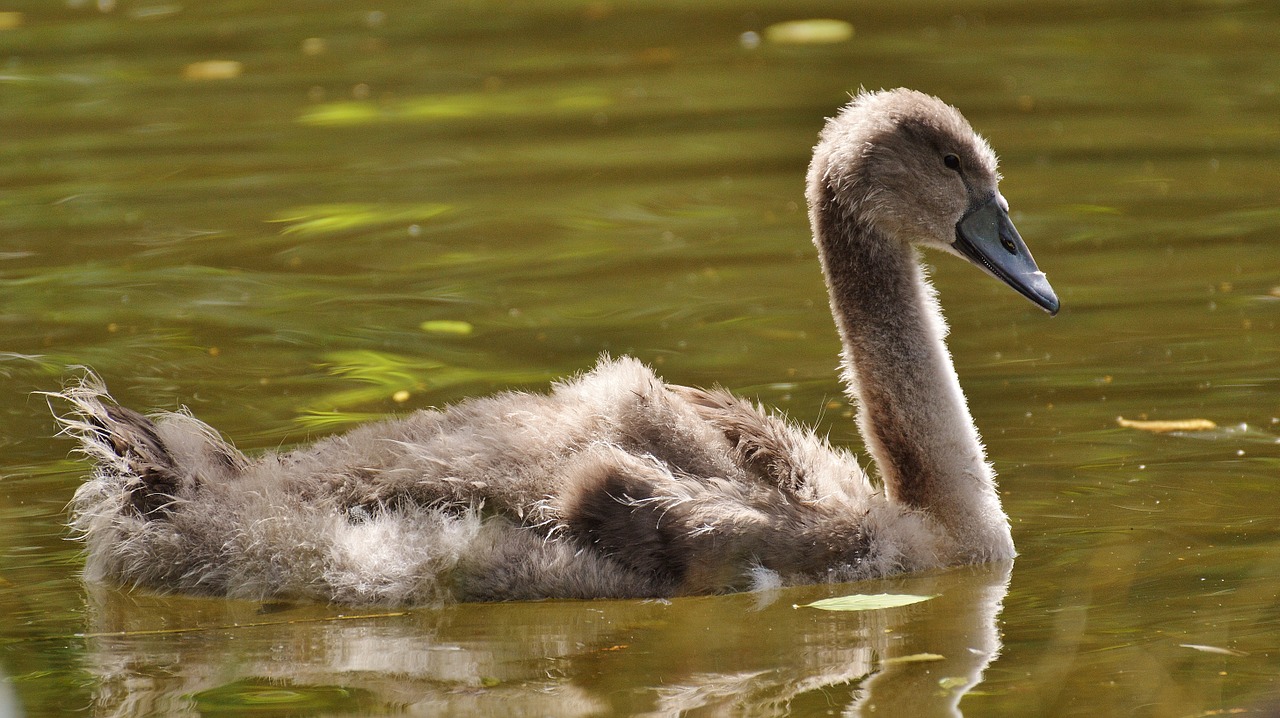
[54,88,1057,605]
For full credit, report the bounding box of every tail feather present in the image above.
[48,373,183,519]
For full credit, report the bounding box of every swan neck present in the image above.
[811,194,1012,558]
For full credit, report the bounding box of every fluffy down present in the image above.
[55,357,942,605]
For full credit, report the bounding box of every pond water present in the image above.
[2,1,1279,716]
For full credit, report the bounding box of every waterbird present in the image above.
[53,88,1058,605]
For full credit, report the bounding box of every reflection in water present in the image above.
[80,563,1010,716]
[0,666,22,718]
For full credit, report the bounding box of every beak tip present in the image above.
[1029,275,1060,315]
[955,196,1060,318]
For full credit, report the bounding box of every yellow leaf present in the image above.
[420,320,474,336]
[764,19,854,45]
[183,60,243,81]
[1116,417,1217,433]
[881,653,946,665]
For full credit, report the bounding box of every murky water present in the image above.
[2,1,1279,716]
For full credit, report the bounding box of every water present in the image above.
[2,1,1279,715]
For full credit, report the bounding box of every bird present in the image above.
[52,88,1058,606]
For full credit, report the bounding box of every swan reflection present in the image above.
[81,562,1010,716]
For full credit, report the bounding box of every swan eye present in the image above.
[943,153,962,171]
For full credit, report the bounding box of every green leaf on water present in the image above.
[298,88,614,127]
[795,593,937,612]
[420,320,474,336]
[764,19,854,45]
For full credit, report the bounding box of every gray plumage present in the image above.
[51,88,1056,605]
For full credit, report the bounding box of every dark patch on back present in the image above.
[211,445,242,473]
[784,510,872,576]
[564,466,689,592]
[95,405,183,519]
[672,386,807,493]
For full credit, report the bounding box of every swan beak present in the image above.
[953,195,1059,315]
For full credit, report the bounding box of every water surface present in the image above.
[2,1,1279,716]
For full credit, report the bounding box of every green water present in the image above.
[2,1,1279,715]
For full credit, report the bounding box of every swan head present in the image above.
[810,88,1059,314]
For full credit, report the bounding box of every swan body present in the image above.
[54,88,1057,605]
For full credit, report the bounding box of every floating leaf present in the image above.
[420,320,474,336]
[1180,643,1248,657]
[183,60,243,81]
[881,653,946,665]
[1117,417,1217,433]
[764,19,854,45]
[795,593,937,612]
[299,88,614,127]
